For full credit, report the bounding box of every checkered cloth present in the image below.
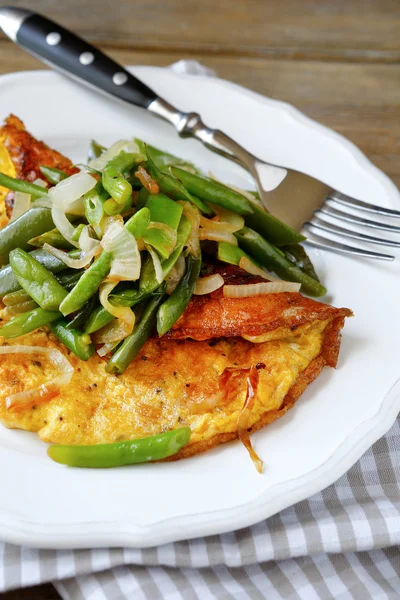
[1,62,399,599]
[1,414,399,599]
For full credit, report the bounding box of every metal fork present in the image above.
[1,7,399,261]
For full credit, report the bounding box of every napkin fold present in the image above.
[0,61,399,600]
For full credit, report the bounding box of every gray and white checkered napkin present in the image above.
[1,414,399,599]
[1,62,399,599]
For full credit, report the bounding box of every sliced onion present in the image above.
[0,345,73,410]
[32,197,52,209]
[208,204,247,229]
[43,243,99,269]
[79,225,101,253]
[165,255,185,294]
[179,201,200,258]
[32,178,48,188]
[10,191,31,222]
[51,205,79,247]
[99,282,135,338]
[238,257,279,281]
[89,139,139,171]
[101,218,141,282]
[198,229,238,245]
[237,366,264,474]
[134,165,159,194]
[145,243,163,284]
[194,273,224,295]
[199,214,244,233]
[48,172,97,207]
[97,341,120,357]
[223,281,301,298]
[146,222,177,254]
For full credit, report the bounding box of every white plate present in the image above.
[0,68,399,549]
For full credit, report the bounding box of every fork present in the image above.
[1,7,399,261]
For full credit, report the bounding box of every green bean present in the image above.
[65,297,97,330]
[84,289,147,334]
[49,319,94,361]
[135,138,199,171]
[56,269,84,291]
[145,149,212,215]
[0,173,48,199]
[87,140,106,162]
[124,207,151,239]
[9,249,68,311]
[157,253,201,337]
[59,251,112,316]
[28,228,73,250]
[244,201,305,246]
[0,207,54,266]
[5,299,38,315]
[106,292,166,375]
[39,166,68,185]
[281,244,320,282]
[0,307,60,338]
[235,227,327,297]
[102,152,135,205]
[170,167,254,215]
[0,249,80,296]
[47,427,191,468]
[3,288,32,307]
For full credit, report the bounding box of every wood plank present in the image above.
[2,583,60,599]
[1,41,399,185]
[3,0,400,61]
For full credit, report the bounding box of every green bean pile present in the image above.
[0,139,326,375]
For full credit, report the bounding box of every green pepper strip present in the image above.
[87,140,106,162]
[170,167,254,216]
[124,207,151,239]
[0,307,60,339]
[28,228,73,249]
[47,427,191,468]
[49,319,94,361]
[140,214,192,295]
[39,166,68,185]
[145,149,212,215]
[157,252,201,337]
[59,251,113,316]
[217,241,262,269]
[102,152,135,205]
[106,292,166,375]
[141,193,183,259]
[9,249,68,311]
[0,249,81,296]
[235,227,327,297]
[0,207,55,266]
[0,173,48,199]
[83,181,109,227]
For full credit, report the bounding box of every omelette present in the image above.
[0,116,352,469]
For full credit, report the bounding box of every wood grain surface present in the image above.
[0,1,399,598]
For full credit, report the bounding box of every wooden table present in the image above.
[1,1,399,598]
